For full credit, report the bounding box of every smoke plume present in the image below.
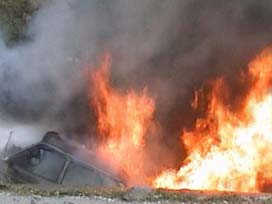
[0,0,272,160]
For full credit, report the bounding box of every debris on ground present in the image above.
[0,184,272,203]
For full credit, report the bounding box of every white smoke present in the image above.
[0,121,44,150]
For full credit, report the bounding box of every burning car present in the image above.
[0,132,126,186]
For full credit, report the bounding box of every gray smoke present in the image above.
[0,0,272,163]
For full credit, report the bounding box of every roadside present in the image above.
[1,183,272,204]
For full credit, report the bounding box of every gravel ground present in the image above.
[1,191,272,204]
[1,184,272,204]
[0,192,149,204]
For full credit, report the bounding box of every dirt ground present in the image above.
[0,183,272,204]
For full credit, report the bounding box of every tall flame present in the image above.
[153,48,272,192]
[90,53,155,185]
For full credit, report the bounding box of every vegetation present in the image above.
[0,0,38,45]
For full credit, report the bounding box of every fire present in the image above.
[90,48,272,192]
[153,47,272,192]
[90,53,155,185]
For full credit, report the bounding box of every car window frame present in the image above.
[60,160,104,185]
[59,158,122,186]
[8,144,69,183]
[7,143,123,186]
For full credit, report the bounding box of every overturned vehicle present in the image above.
[0,132,126,186]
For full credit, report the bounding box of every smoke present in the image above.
[0,121,45,150]
[0,0,272,166]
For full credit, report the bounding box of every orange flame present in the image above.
[153,47,272,192]
[90,53,155,185]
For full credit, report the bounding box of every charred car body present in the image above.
[1,132,125,186]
